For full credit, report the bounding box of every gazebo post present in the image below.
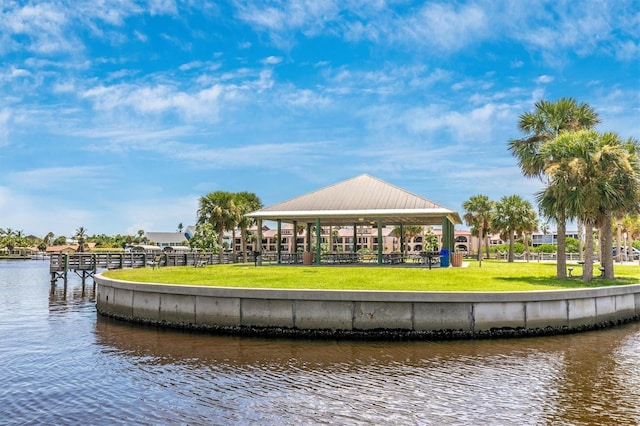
[315,218,321,265]
[256,219,263,266]
[352,224,357,253]
[306,223,312,252]
[276,220,282,263]
[377,218,383,265]
[292,220,297,254]
[442,218,454,253]
[399,223,404,259]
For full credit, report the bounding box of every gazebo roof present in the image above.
[247,174,462,226]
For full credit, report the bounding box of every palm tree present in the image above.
[539,130,640,281]
[198,191,237,262]
[75,227,88,252]
[391,225,423,256]
[462,194,494,267]
[621,213,640,260]
[234,192,263,262]
[492,195,536,262]
[517,206,538,261]
[508,97,601,278]
[43,231,55,247]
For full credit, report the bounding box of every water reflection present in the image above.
[2,261,640,425]
[93,317,640,425]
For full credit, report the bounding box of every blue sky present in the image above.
[1,1,638,238]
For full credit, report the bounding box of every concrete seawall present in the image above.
[95,274,640,340]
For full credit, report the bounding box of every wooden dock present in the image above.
[49,252,230,284]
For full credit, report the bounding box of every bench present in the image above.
[148,255,163,270]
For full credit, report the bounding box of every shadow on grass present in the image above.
[495,275,639,289]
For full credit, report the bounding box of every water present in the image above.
[1,260,639,425]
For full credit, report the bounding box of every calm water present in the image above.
[1,261,639,425]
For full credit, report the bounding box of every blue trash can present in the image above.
[440,249,450,267]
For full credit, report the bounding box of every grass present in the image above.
[102,260,640,292]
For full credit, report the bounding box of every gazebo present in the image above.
[246,174,463,265]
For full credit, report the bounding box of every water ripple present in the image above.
[1,262,640,425]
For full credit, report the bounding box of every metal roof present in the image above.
[145,232,188,244]
[247,174,462,226]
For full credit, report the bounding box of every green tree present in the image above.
[74,227,88,252]
[188,222,219,252]
[538,130,640,281]
[391,225,424,255]
[462,194,494,267]
[197,191,237,262]
[43,231,54,247]
[492,195,536,263]
[233,192,263,262]
[508,97,600,277]
[424,228,439,252]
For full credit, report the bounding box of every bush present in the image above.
[534,244,557,254]
[491,243,525,254]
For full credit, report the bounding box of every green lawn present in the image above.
[102,260,640,292]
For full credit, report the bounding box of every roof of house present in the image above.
[247,174,462,226]
[145,232,188,244]
[45,243,96,252]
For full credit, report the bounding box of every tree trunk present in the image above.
[600,215,614,279]
[241,227,247,263]
[478,231,484,267]
[577,219,584,262]
[583,221,594,282]
[556,212,567,279]
[508,232,515,262]
[232,229,237,260]
[616,220,623,262]
[217,225,224,263]
[484,235,491,259]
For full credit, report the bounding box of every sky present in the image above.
[0,0,638,238]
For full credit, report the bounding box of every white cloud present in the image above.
[400,3,489,52]
[171,141,328,169]
[234,0,340,48]
[283,88,330,108]
[402,102,516,144]
[1,3,76,54]
[81,83,225,120]
[262,56,283,65]
[535,75,554,84]
[10,166,110,189]
[0,108,10,147]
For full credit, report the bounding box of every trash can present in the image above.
[302,252,314,265]
[451,252,463,267]
[440,249,450,267]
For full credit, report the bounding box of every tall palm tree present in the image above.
[539,130,640,281]
[621,213,640,259]
[492,195,536,263]
[517,206,538,261]
[43,231,55,247]
[75,227,88,252]
[234,192,263,262]
[391,225,423,255]
[197,191,236,262]
[462,194,494,267]
[508,97,601,278]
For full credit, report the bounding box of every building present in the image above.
[145,232,189,249]
[531,231,580,247]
